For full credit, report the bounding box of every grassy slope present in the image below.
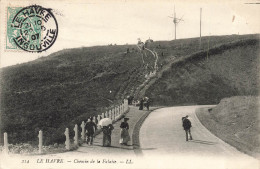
[0,34,258,145]
[196,96,260,158]
[0,45,147,145]
[145,37,259,105]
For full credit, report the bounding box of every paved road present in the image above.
[1,106,258,169]
[139,106,259,169]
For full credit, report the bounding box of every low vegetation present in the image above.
[196,96,260,158]
[145,37,259,105]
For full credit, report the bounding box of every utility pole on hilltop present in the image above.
[174,6,176,40]
[168,6,183,40]
[200,8,202,49]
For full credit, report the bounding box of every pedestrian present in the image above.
[102,124,114,147]
[139,98,144,110]
[182,115,193,141]
[119,117,130,145]
[85,118,97,145]
[144,97,150,110]
[146,100,150,110]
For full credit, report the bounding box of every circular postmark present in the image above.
[11,5,58,52]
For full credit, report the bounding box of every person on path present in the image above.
[85,118,97,145]
[102,124,114,147]
[139,98,144,110]
[182,115,193,141]
[120,117,130,145]
[144,97,150,110]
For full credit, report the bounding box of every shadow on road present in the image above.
[190,139,217,145]
[138,148,157,150]
[79,144,134,150]
[106,145,134,150]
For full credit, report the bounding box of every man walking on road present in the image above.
[182,115,193,141]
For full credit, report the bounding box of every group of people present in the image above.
[85,112,192,147]
[139,97,150,110]
[101,117,130,147]
[85,117,131,147]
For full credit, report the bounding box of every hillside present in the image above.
[196,96,260,158]
[0,34,259,145]
[145,36,259,105]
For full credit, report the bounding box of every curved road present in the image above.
[139,106,259,169]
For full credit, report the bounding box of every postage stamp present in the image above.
[6,5,58,52]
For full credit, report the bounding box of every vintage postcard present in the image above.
[0,0,259,169]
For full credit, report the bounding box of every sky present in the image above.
[0,0,259,67]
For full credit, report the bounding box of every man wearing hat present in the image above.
[120,117,130,145]
[182,115,193,141]
[85,117,97,145]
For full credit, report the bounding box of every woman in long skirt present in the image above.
[139,99,144,110]
[102,124,114,147]
[119,118,130,145]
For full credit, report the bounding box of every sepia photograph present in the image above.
[0,0,259,169]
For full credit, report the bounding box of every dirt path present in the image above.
[139,106,259,169]
[144,47,158,71]
[134,44,161,99]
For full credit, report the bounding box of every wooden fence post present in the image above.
[64,128,70,150]
[38,130,43,154]
[102,113,104,119]
[74,124,78,146]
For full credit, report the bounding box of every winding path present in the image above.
[139,106,259,169]
[1,106,258,169]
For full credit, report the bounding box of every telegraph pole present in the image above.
[200,8,202,49]
[174,6,176,40]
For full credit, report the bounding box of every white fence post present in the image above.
[102,113,104,119]
[74,124,78,146]
[97,115,101,123]
[109,110,112,119]
[38,130,43,154]
[64,128,70,150]
[113,111,116,120]
[105,111,108,118]
[4,132,8,154]
[81,121,85,141]
[112,108,115,120]
[125,99,129,109]
[93,116,96,124]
